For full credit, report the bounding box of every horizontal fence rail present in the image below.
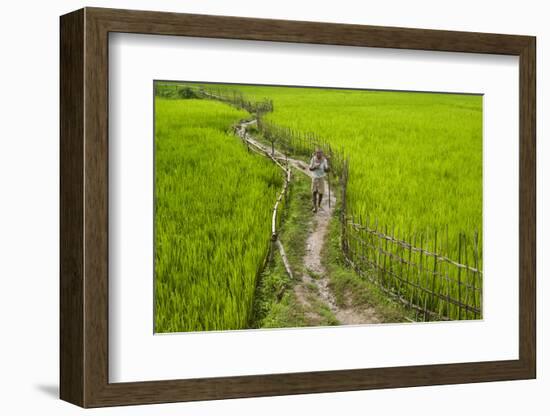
[348,222,482,276]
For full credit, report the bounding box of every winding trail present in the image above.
[236,119,381,326]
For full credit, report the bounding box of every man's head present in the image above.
[315,148,323,159]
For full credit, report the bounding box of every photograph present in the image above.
[153,81,483,333]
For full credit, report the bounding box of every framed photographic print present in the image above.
[60,7,536,408]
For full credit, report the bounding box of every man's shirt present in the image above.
[309,156,328,179]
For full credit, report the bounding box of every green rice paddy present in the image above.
[154,97,282,332]
[154,81,483,328]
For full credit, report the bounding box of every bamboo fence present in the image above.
[256,119,345,176]
[233,121,294,279]
[340,162,483,321]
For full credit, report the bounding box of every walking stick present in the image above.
[327,169,331,209]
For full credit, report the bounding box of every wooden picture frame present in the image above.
[60,7,536,408]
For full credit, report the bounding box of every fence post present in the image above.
[389,224,395,291]
[396,228,403,298]
[430,230,438,313]
[416,232,426,320]
[340,161,348,255]
[405,229,412,302]
[463,234,470,320]
[457,233,463,320]
[382,224,388,288]
[473,231,480,319]
[445,225,451,318]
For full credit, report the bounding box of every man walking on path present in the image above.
[309,148,330,213]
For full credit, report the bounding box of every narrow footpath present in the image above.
[236,119,381,325]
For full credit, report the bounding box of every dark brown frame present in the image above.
[60,7,536,408]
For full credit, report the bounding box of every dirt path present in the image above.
[237,119,381,326]
[298,176,380,325]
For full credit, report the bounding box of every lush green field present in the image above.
[154,97,282,332]
[155,81,483,322]
[187,83,483,320]
[193,84,482,259]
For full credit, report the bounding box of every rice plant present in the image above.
[154,97,282,332]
